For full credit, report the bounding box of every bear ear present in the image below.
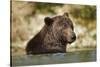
[44,17,53,26]
[63,12,69,18]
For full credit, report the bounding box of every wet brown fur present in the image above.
[26,13,76,55]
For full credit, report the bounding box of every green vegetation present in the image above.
[35,2,63,14]
[70,5,96,20]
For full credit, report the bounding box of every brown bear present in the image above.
[26,12,76,55]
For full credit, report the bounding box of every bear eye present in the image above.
[63,23,68,27]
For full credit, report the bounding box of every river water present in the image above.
[11,50,96,66]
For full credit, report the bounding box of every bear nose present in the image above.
[71,32,76,41]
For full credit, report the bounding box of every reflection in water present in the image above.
[12,50,96,66]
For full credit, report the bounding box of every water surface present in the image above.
[12,50,96,66]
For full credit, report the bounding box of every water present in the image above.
[11,50,96,66]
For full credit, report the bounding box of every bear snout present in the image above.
[68,32,76,44]
[71,32,76,42]
[63,29,76,44]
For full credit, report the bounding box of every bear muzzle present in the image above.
[68,32,76,44]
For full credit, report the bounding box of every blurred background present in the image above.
[11,1,96,56]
